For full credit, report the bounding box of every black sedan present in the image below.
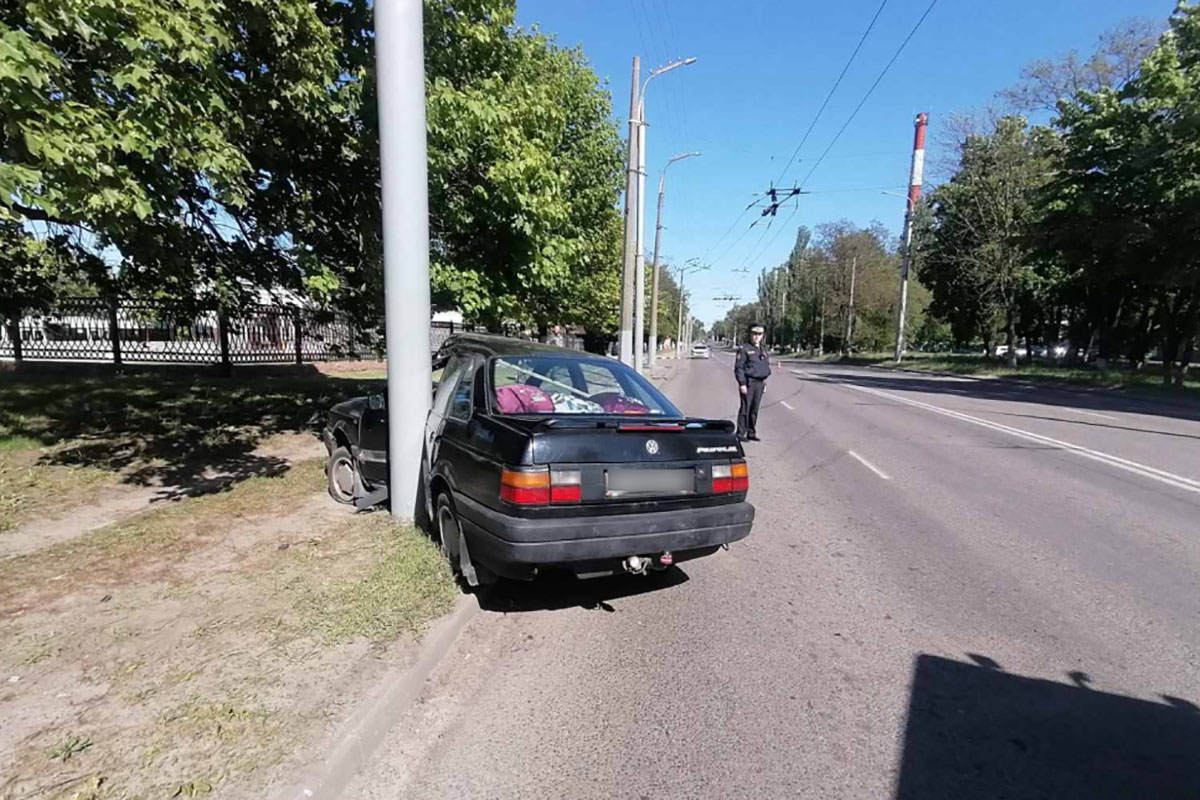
[322,334,754,585]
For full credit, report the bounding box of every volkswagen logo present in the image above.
[645,439,659,455]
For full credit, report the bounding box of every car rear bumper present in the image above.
[455,494,754,570]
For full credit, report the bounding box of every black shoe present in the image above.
[736,434,748,442]
[747,434,761,441]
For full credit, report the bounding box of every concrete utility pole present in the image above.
[376,0,431,520]
[843,255,857,356]
[675,260,708,359]
[618,57,640,367]
[649,152,700,367]
[894,112,929,363]
[632,57,696,372]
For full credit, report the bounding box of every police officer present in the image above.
[734,323,771,441]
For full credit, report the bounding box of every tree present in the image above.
[998,18,1161,113]
[1,0,625,337]
[1044,3,1200,384]
[922,117,1054,366]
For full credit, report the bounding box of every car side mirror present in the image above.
[368,394,384,411]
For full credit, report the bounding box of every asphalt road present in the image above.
[344,354,1200,800]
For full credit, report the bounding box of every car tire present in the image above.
[436,492,496,588]
[326,446,362,505]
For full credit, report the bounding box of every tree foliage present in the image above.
[0,0,624,335]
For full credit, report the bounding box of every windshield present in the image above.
[490,355,682,417]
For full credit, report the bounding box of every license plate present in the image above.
[605,468,694,498]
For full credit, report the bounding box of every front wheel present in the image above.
[326,446,362,505]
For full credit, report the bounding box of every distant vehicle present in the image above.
[322,335,754,585]
[690,342,711,359]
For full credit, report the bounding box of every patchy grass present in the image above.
[0,455,457,800]
[0,367,382,534]
[818,352,1200,402]
[0,459,327,608]
[290,513,457,643]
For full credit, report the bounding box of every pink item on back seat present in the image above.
[495,384,555,414]
[590,392,649,414]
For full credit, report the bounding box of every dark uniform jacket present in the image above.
[734,342,771,385]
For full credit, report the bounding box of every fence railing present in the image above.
[0,299,584,367]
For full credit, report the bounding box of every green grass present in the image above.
[0,460,328,602]
[292,513,457,643]
[0,368,384,532]
[821,352,1200,402]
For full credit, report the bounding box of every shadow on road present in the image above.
[796,365,1200,429]
[894,654,1200,800]
[475,567,690,613]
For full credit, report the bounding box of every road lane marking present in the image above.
[848,450,891,481]
[842,383,1200,496]
[1070,410,1113,422]
[780,400,794,410]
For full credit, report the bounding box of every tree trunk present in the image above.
[1175,336,1194,388]
[1005,309,1018,368]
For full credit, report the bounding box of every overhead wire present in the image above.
[772,0,890,188]
[700,0,893,267]
[745,0,940,275]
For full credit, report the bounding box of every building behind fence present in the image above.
[0,298,583,367]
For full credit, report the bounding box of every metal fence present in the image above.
[0,299,584,367]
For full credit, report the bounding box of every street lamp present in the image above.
[676,259,709,360]
[649,151,701,367]
[633,57,696,373]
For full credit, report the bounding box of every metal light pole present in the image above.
[649,152,700,367]
[633,57,696,372]
[894,112,929,363]
[675,260,708,359]
[618,58,640,367]
[375,0,431,520]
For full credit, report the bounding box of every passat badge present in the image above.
[645,439,659,455]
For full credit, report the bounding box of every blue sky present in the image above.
[514,0,1177,325]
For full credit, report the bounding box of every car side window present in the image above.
[447,359,476,421]
[432,355,468,418]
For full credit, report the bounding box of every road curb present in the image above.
[274,594,480,800]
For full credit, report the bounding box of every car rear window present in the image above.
[490,356,682,417]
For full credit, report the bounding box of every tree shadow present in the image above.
[474,566,690,613]
[797,364,1200,428]
[894,654,1200,800]
[0,364,384,498]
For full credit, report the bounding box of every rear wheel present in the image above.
[436,493,495,587]
[326,446,361,505]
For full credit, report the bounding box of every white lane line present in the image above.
[842,383,1200,496]
[780,400,794,410]
[848,450,891,481]
[1065,408,1117,421]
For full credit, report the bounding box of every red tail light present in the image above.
[550,469,582,504]
[500,468,583,505]
[712,460,749,493]
[500,468,550,505]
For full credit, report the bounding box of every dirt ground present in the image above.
[0,368,456,799]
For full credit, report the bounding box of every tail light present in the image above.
[712,460,750,493]
[500,468,582,505]
[550,469,582,503]
[500,468,550,505]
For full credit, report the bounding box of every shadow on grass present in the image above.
[0,363,385,500]
[894,654,1200,799]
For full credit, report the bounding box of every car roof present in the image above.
[441,333,597,359]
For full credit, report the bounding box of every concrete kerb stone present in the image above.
[274,594,480,800]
